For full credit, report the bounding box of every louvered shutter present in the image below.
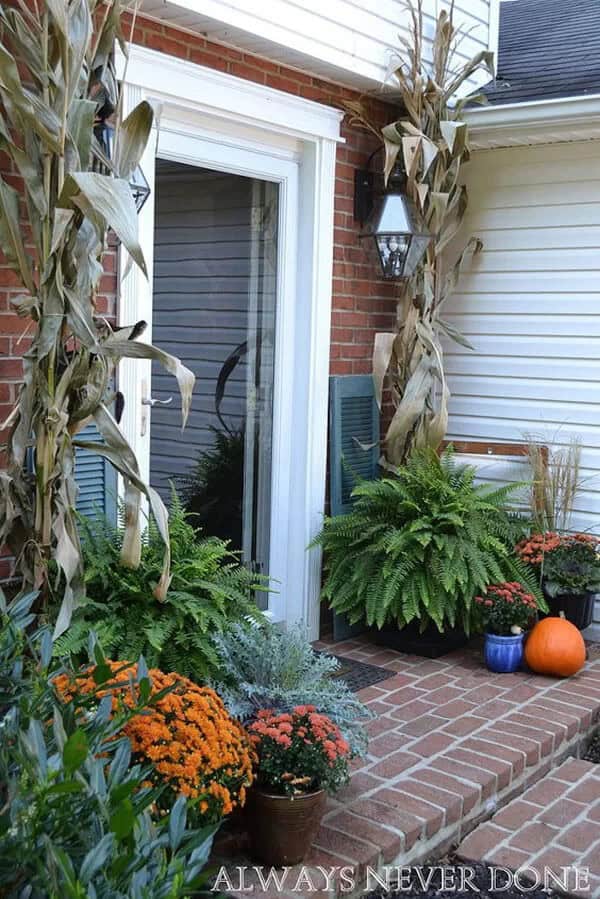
[328,375,379,641]
[329,374,379,515]
[74,423,117,523]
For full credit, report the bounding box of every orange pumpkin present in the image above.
[524,616,586,677]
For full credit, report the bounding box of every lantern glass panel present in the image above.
[375,233,410,279]
[361,187,431,279]
[130,165,151,212]
[375,193,412,233]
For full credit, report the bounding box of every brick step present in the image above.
[457,758,600,898]
[224,639,600,898]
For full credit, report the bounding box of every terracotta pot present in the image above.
[245,787,326,866]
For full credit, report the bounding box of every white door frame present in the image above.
[117,45,342,638]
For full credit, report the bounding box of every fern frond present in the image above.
[58,489,268,681]
[315,448,532,634]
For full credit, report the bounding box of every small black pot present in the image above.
[372,621,468,658]
[543,590,596,631]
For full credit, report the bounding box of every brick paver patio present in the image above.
[223,635,600,898]
[458,758,600,898]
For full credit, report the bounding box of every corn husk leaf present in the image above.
[372,332,396,410]
[63,172,147,276]
[0,178,35,293]
[114,101,154,180]
[98,338,195,428]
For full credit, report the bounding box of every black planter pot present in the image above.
[332,612,366,642]
[372,621,468,658]
[544,590,596,631]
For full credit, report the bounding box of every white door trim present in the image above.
[117,44,342,638]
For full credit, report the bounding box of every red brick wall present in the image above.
[0,16,397,577]
[128,15,398,376]
[0,18,397,404]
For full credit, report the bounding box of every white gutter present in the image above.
[464,93,600,149]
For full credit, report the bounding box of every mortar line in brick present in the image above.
[323,807,409,840]
[355,660,600,799]
[465,760,600,874]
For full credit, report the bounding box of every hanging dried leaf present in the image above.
[99,338,195,428]
[0,179,35,293]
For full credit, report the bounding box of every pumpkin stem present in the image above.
[559,611,566,619]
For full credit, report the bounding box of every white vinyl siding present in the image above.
[444,139,600,539]
[140,0,497,90]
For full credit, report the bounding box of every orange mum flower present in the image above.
[54,661,255,823]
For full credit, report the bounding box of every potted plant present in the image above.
[245,706,351,865]
[314,449,539,656]
[54,493,266,681]
[475,582,539,673]
[517,533,600,630]
[212,622,371,755]
[541,536,600,630]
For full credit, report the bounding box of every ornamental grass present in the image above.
[54,662,254,821]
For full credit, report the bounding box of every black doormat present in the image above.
[320,652,393,693]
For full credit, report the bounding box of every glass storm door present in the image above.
[148,160,278,580]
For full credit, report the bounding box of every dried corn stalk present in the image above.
[348,0,493,467]
[0,1,194,635]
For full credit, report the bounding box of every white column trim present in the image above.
[117,44,343,144]
[119,45,342,638]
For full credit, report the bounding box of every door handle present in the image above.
[140,379,173,438]
[141,396,173,406]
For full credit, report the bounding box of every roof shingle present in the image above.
[483,0,600,105]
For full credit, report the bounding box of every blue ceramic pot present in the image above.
[484,632,524,673]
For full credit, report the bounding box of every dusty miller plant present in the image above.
[0,1,194,635]
[211,622,372,755]
[347,0,494,466]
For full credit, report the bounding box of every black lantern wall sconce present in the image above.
[354,149,431,280]
[94,121,151,213]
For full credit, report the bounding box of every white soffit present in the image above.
[139,0,386,89]
[465,94,600,149]
[138,0,495,94]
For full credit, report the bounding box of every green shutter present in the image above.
[328,375,379,642]
[74,423,117,524]
[329,374,379,515]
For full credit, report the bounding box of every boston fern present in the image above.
[54,494,266,680]
[316,449,540,634]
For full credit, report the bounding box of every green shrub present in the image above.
[0,594,218,898]
[211,622,372,755]
[315,449,539,634]
[54,493,266,680]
